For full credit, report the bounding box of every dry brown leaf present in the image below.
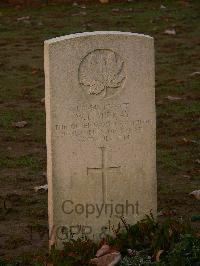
[41,97,45,104]
[99,0,109,3]
[156,100,164,105]
[160,4,167,9]
[196,232,200,239]
[166,95,182,101]
[127,248,136,256]
[182,174,191,179]
[112,8,120,12]
[182,137,188,143]
[189,71,200,77]
[96,244,110,258]
[156,250,164,262]
[17,16,30,21]
[125,8,133,12]
[34,184,48,192]
[164,29,176,35]
[182,138,197,144]
[80,11,87,16]
[12,121,28,128]
[189,190,200,200]
[157,210,176,217]
[182,137,197,144]
[32,69,38,75]
[90,252,121,266]
[168,228,173,237]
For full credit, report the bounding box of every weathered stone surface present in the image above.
[44,31,156,247]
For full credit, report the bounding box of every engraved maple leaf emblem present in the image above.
[79,49,126,98]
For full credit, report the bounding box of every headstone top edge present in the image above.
[44,31,153,46]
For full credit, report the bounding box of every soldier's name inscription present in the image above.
[54,102,154,142]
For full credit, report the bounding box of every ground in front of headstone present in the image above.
[0,0,199,263]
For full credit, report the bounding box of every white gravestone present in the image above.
[44,32,156,247]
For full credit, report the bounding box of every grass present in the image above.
[0,154,45,170]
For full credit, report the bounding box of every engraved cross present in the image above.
[87,147,121,203]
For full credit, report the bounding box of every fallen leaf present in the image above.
[156,100,163,105]
[168,228,173,237]
[125,8,133,12]
[41,97,45,104]
[17,16,30,21]
[15,5,21,10]
[164,29,176,35]
[96,245,110,258]
[80,11,87,16]
[32,69,38,75]
[157,210,176,217]
[189,71,200,77]
[68,252,78,257]
[34,184,48,192]
[99,0,109,3]
[112,8,120,12]
[196,232,200,239]
[160,4,167,9]
[195,159,200,164]
[3,198,12,212]
[98,239,108,248]
[182,137,188,143]
[189,190,200,200]
[165,95,182,101]
[90,258,99,265]
[42,171,47,177]
[182,174,191,179]
[90,252,121,266]
[156,250,164,262]
[127,248,136,256]
[182,137,197,144]
[12,121,28,128]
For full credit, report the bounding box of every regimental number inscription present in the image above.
[87,147,121,203]
[54,102,154,142]
[78,49,126,99]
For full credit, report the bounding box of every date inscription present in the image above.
[54,103,154,142]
